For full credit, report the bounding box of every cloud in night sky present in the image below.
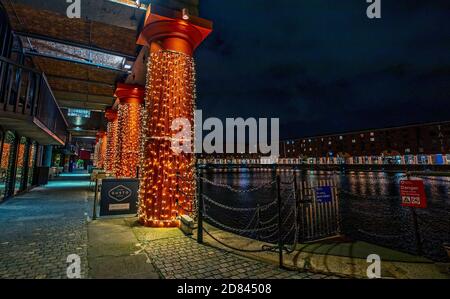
[194,0,450,139]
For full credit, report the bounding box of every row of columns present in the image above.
[94,6,212,227]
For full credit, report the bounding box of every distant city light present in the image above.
[68,109,91,118]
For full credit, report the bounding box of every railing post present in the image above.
[277,175,284,269]
[197,169,204,244]
[23,72,32,115]
[0,60,5,102]
[411,207,422,255]
[31,73,40,117]
[14,68,22,113]
[293,171,299,240]
[4,64,14,111]
[406,173,423,255]
[93,178,99,220]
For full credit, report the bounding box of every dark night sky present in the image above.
[195,0,450,139]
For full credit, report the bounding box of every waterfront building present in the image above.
[279,121,450,166]
[197,121,450,167]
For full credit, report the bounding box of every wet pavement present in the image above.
[0,175,90,279]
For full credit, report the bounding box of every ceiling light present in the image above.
[182,8,190,20]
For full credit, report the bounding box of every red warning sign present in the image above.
[400,180,427,209]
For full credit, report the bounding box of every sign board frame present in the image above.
[316,186,333,203]
[100,178,140,216]
[400,179,427,209]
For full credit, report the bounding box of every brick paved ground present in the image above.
[132,225,340,279]
[0,175,341,279]
[0,176,91,279]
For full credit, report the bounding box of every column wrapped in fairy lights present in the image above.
[93,138,99,167]
[104,107,119,174]
[115,83,144,178]
[136,5,212,227]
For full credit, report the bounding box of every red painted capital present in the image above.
[115,83,145,105]
[105,107,118,122]
[137,5,212,56]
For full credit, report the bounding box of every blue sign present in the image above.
[435,154,444,165]
[316,186,332,203]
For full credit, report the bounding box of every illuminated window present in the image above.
[68,109,91,118]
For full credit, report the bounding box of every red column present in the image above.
[105,107,119,175]
[137,6,212,227]
[115,83,144,178]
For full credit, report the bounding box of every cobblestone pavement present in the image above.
[0,176,91,279]
[135,229,340,279]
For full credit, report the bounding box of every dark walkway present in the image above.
[0,174,91,279]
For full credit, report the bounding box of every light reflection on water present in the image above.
[203,169,450,261]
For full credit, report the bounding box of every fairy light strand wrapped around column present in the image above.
[115,84,144,178]
[136,5,212,227]
[105,108,119,175]
[96,132,107,169]
[138,51,196,227]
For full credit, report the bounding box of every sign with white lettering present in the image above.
[400,180,427,209]
[100,179,139,216]
[316,186,333,203]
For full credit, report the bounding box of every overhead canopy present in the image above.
[1,0,200,137]
[2,0,144,110]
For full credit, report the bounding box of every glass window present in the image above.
[28,142,36,186]
[1,131,15,200]
[15,137,27,194]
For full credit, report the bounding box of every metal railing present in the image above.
[0,56,68,144]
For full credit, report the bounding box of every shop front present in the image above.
[0,128,39,201]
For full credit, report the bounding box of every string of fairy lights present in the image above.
[116,98,142,178]
[138,50,197,227]
[105,110,119,174]
[94,132,107,169]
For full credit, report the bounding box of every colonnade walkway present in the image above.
[0,173,91,278]
[0,172,339,279]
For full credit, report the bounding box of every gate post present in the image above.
[197,170,204,244]
[276,175,284,269]
[293,171,299,242]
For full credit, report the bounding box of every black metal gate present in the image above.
[298,178,341,241]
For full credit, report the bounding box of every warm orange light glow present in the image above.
[138,50,196,227]
[115,84,144,178]
[95,131,107,169]
[1,143,10,169]
[105,108,119,174]
[136,6,212,227]
[17,143,25,168]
